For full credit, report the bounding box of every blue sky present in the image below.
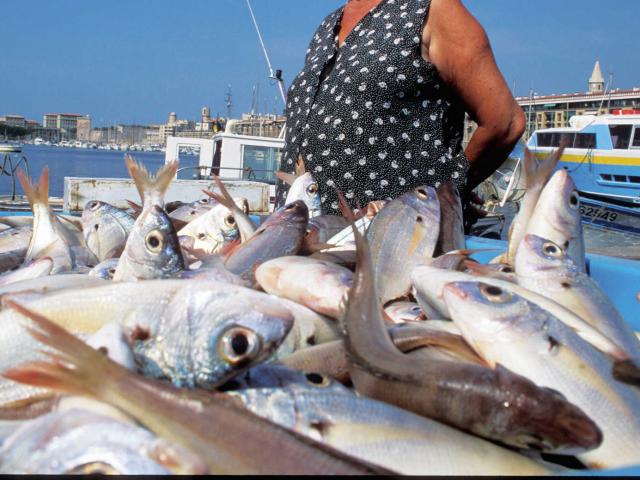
[2,0,637,127]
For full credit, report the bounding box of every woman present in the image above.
[276,0,525,223]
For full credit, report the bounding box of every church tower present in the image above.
[589,60,605,93]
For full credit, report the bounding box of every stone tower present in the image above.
[589,60,605,93]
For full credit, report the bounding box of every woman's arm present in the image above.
[422,0,526,195]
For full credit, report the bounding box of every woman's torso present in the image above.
[278,0,468,212]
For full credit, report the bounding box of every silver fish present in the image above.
[277,156,322,218]
[178,201,243,255]
[435,181,465,256]
[113,157,185,281]
[169,196,217,224]
[444,281,640,469]
[367,186,440,304]
[384,301,425,323]
[0,227,32,273]
[515,234,640,359]
[82,200,136,261]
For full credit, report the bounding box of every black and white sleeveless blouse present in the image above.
[276,0,469,212]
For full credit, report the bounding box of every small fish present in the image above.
[366,186,440,305]
[340,194,603,454]
[178,201,244,255]
[4,303,394,475]
[434,181,465,256]
[443,281,640,469]
[506,145,564,265]
[276,155,322,218]
[204,176,256,243]
[524,169,586,272]
[230,365,554,475]
[113,157,185,281]
[225,201,309,287]
[169,196,218,224]
[384,301,425,323]
[515,234,640,359]
[256,256,353,319]
[82,200,136,261]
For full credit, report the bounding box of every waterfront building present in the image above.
[76,116,92,141]
[0,115,27,128]
[229,113,286,138]
[463,60,640,145]
[43,113,83,140]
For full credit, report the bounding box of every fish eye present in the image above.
[569,191,580,210]
[66,462,120,475]
[145,230,165,253]
[410,306,422,314]
[500,265,514,274]
[107,267,116,278]
[307,183,319,195]
[199,198,209,204]
[542,242,562,258]
[305,372,331,387]
[479,284,513,303]
[224,214,236,227]
[93,224,99,231]
[218,326,262,366]
[87,201,100,211]
[197,233,206,240]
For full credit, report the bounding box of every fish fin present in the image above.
[612,359,640,388]
[58,215,83,232]
[523,143,565,189]
[170,218,189,232]
[275,171,297,186]
[17,167,49,209]
[205,178,256,241]
[125,200,143,217]
[300,237,336,255]
[2,299,114,398]
[295,155,307,177]
[125,155,178,206]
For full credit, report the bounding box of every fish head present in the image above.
[515,234,577,278]
[191,293,295,388]
[89,258,119,280]
[285,173,321,218]
[120,205,185,279]
[182,204,240,255]
[536,169,581,238]
[270,200,309,232]
[402,185,441,235]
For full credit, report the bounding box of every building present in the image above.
[0,115,26,128]
[463,60,640,145]
[43,113,83,140]
[76,116,92,141]
[229,113,286,138]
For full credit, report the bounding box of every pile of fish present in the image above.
[0,151,637,474]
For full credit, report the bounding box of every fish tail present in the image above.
[2,299,112,399]
[275,171,297,186]
[125,155,178,206]
[205,175,237,212]
[295,155,306,177]
[524,145,565,189]
[17,167,50,209]
[125,200,143,217]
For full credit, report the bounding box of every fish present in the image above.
[113,157,185,281]
[81,200,136,261]
[0,227,32,273]
[230,365,555,475]
[339,195,603,454]
[0,274,107,302]
[411,264,628,360]
[524,169,586,272]
[16,167,77,273]
[255,256,353,319]
[276,155,322,218]
[443,281,640,469]
[225,201,309,287]
[169,196,218,224]
[0,280,294,406]
[384,301,426,323]
[203,175,256,243]
[0,257,53,287]
[515,234,640,360]
[434,181,465,256]
[366,186,440,305]
[3,303,395,475]
[174,255,247,286]
[505,145,564,265]
[177,201,244,255]
[89,258,119,280]
[463,260,517,283]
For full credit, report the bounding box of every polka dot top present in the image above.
[276,0,469,212]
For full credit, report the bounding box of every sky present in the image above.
[1,0,638,127]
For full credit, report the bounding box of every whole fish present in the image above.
[4,305,395,475]
[204,176,256,243]
[515,234,640,359]
[434,181,465,256]
[169,196,218,224]
[524,169,586,272]
[17,168,77,273]
[340,198,602,454]
[411,264,628,360]
[225,201,308,287]
[505,146,564,265]
[81,200,136,261]
[113,157,185,281]
[256,256,353,319]
[443,281,640,469]
[0,227,32,273]
[230,365,554,475]
[276,156,322,218]
[178,201,244,255]
[0,280,294,406]
[366,186,440,305]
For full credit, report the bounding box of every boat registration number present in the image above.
[579,205,619,222]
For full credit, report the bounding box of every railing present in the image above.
[0,152,30,201]
[176,165,277,183]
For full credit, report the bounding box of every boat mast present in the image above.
[246,0,287,108]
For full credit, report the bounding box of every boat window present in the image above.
[574,133,596,149]
[614,175,627,183]
[609,125,632,149]
[601,174,612,181]
[535,132,573,148]
[242,145,282,184]
[631,127,640,149]
[629,176,640,184]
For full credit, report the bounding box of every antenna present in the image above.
[246,0,287,106]
[225,85,233,119]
